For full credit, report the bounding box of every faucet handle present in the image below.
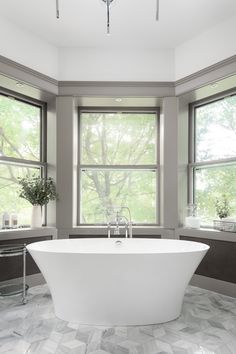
[125,223,129,238]
[114,225,120,235]
[107,222,111,238]
[128,221,133,238]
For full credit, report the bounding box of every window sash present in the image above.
[79,108,159,166]
[190,92,236,165]
[78,167,159,226]
[0,91,46,164]
[190,160,236,201]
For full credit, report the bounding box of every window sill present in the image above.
[0,227,57,241]
[57,225,169,238]
[176,227,236,242]
[72,225,164,233]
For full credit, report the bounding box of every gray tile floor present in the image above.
[0,284,236,353]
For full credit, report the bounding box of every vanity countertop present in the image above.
[0,227,57,241]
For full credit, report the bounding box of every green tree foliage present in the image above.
[81,112,157,223]
[0,95,40,160]
[194,95,236,225]
[0,95,41,226]
[2,92,235,227]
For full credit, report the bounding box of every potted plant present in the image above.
[18,175,57,228]
[215,195,230,219]
[213,195,236,232]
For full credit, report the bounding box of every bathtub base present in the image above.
[54,309,182,326]
[52,288,183,325]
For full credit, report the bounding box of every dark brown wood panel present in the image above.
[69,235,161,239]
[180,236,236,284]
[69,235,105,239]
[0,236,52,281]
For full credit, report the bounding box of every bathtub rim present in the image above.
[26,237,210,255]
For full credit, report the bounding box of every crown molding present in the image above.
[0,54,235,98]
[175,55,236,86]
[58,81,175,97]
[175,55,236,96]
[58,81,175,88]
[0,55,58,95]
[0,55,58,85]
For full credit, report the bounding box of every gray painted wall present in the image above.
[0,55,236,295]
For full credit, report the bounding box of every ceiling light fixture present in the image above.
[210,83,218,89]
[16,82,24,87]
[56,0,59,19]
[102,0,114,35]
[156,0,159,21]
[55,0,159,34]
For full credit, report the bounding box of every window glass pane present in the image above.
[0,95,41,161]
[195,95,236,162]
[81,169,157,224]
[0,164,40,228]
[81,112,157,165]
[194,165,236,226]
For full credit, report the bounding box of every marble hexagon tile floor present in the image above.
[0,285,236,353]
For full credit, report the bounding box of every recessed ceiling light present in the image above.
[115,98,122,102]
[210,83,218,89]
[16,82,24,87]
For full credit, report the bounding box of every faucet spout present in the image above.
[120,207,133,238]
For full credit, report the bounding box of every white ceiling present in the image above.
[0,0,236,49]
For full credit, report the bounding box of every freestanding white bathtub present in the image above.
[27,238,209,326]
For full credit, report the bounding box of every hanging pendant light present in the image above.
[55,0,159,33]
[56,0,60,19]
[156,0,159,21]
[102,0,114,34]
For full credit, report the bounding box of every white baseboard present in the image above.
[190,274,236,298]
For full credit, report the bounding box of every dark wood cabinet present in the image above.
[180,236,236,284]
[0,236,52,281]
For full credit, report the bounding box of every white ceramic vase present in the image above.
[31,205,42,228]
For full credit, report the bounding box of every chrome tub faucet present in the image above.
[107,207,132,238]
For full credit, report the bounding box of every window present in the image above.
[79,109,159,224]
[0,91,46,228]
[189,93,236,226]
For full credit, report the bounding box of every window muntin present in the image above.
[79,110,159,225]
[190,93,236,226]
[0,92,46,229]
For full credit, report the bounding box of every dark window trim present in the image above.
[77,107,160,226]
[0,88,47,226]
[188,88,236,221]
